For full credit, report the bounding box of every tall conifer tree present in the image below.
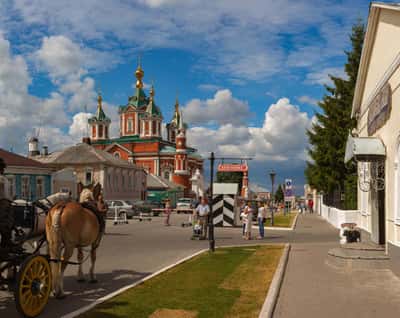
[305,21,365,209]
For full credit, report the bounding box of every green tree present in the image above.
[216,172,242,193]
[274,184,284,203]
[305,21,365,209]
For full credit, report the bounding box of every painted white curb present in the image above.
[61,248,207,318]
[258,243,291,318]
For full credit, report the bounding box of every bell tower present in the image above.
[172,112,190,192]
[88,91,111,141]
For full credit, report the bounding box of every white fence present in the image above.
[320,200,359,229]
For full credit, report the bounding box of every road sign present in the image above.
[217,163,248,172]
[285,179,292,189]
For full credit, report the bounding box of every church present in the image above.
[88,62,204,193]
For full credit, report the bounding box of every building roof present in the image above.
[39,143,138,169]
[147,173,183,190]
[352,2,400,117]
[0,148,48,168]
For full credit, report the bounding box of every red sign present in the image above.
[217,164,248,172]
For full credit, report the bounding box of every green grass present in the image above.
[80,245,283,318]
[264,212,297,228]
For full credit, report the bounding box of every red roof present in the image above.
[0,148,48,168]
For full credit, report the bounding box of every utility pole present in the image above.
[208,152,215,252]
[269,170,276,226]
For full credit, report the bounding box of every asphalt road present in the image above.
[0,213,289,318]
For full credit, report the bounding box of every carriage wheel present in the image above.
[14,255,52,317]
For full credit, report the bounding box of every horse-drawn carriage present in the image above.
[1,184,105,317]
[0,199,52,317]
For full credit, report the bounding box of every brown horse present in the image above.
[46,183,103,298]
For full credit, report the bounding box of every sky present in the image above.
[0,0,384,193]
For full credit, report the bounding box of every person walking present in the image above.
[257,201,266,239]
[195,197,210,239]
[308,198,314,214]
[244,201,253,240]
[164,200,172,226]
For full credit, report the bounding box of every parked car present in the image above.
[106,200,136,219]
[176,198,193,214]
[130,200,163,215]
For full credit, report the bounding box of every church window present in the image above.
[105,126,109,138]
[92,125,96,138]
[152,120,157,135]
[158,122,161,136]
[98,125,103,138]
[164,171,170,180]
[171,130,175,142]
[127,118,133,132]
[145,121,149,135]
[114,152,120,158]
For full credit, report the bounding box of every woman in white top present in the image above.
[244,201,253,240]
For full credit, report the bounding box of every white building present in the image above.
[346,2,400,250]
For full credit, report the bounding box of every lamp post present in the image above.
[269,170,276,226]
[208,152,215,252]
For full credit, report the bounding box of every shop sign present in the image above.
[217,164,248,172]
[368,83,391,136]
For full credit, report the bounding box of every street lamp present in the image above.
[269,170,276,226]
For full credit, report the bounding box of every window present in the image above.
[36,177,45,199]
[145,121,149,135]
[85,170,92,185]
[21,176,30,200]
[128,118,133,132]
[164,171,170,180]
[114,152,120,158]
[152,120,157,135]
[105,126,109,138]
[92,125,96,138]
[6,176,15,198]
[98,125,103,138]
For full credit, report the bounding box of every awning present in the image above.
[344,135,386,163]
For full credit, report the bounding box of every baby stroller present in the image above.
[191,220,203,240]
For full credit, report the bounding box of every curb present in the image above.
[258,243,291,318]
[61,248,208,318]
[252,213,299,231]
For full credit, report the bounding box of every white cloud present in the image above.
[298,95,319,106]
[187,97,312,163]
[183,89,251,126]
[198,84,221,92]
[10,0,366,81]
[305,67,346,86]
[0,32,118,154]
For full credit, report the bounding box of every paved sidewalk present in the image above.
[275,214,400,318]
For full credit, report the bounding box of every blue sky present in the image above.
[0,0,386,193]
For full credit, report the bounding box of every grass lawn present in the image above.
[80,245,283,318]
[264,212,297,228]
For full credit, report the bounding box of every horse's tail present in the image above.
[46,202,67,245]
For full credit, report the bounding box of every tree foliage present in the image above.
[274,184,284,203]
[305,21,365,209]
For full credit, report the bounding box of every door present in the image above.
[371,161,386,245]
